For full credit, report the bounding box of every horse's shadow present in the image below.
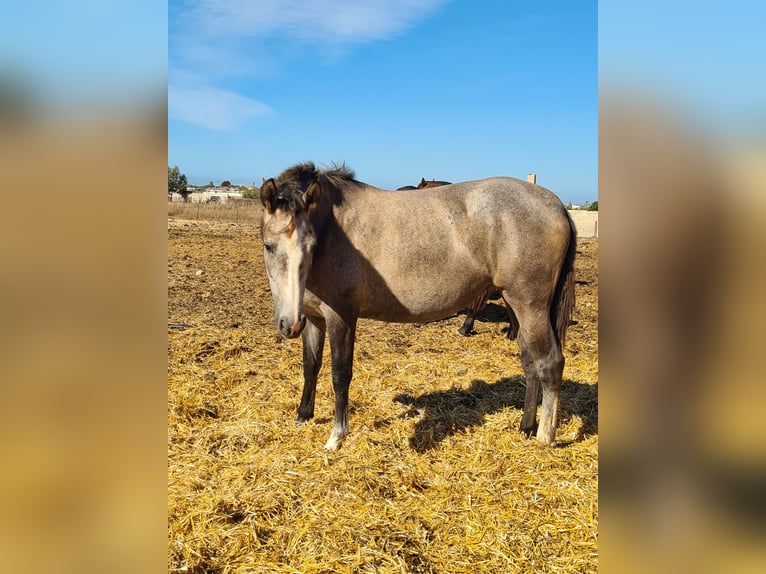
[391,377,598,452]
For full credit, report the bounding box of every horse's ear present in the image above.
[260,178,278,212]
[303,180,322,212]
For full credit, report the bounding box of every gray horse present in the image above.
[259,162,576,450]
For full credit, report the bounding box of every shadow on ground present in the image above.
[392,377,598,452]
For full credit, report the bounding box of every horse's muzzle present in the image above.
[278,315,307,339]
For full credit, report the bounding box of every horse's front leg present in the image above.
[297,316,326,423]
[324,312,357,450]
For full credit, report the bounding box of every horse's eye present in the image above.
[264,243,275,254]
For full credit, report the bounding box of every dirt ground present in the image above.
[168,215,598,573]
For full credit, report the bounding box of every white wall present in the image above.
[568,210,599,238]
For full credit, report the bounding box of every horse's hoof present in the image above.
[324,430,348,450]
[324,437,342,451]
[535,427,557,446]
[519,422,537,438]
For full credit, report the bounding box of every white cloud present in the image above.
[188,0,448,43]
[169,0,448,129]
[168,83,273,131]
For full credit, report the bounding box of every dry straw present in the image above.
[168,214,598,573]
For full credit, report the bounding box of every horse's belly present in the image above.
[358,278,486,323]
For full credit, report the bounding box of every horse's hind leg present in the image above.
[510,302,564,445]
[519,344,540,437]
[297,316,326,422]
[458,310,475,336]
[459,287,493,336]
[505,304,519,340]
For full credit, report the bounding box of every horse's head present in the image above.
[259,178,321,339]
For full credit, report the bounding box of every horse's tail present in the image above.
[552,211,577,350]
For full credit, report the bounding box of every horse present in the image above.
[418,177,453,189]
[396,185,418,190]
[259,162,576,450]
[407,177,495,336]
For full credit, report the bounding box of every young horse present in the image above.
[259,162,576,450]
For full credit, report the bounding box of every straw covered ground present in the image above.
[168,209,598,573]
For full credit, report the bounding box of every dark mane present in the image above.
[276,161,357,194]
[272,189,306,214]
[275,161,318,192]
[320,162,356,185]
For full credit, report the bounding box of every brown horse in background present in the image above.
[418,177,452,189]
[259,162,575,449]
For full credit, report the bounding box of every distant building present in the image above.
[190,189,244,204]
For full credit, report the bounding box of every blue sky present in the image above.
[169,0,597,204]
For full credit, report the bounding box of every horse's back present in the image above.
[459,176,568,213]
[342,177,569,251]
[387,177,569,235]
